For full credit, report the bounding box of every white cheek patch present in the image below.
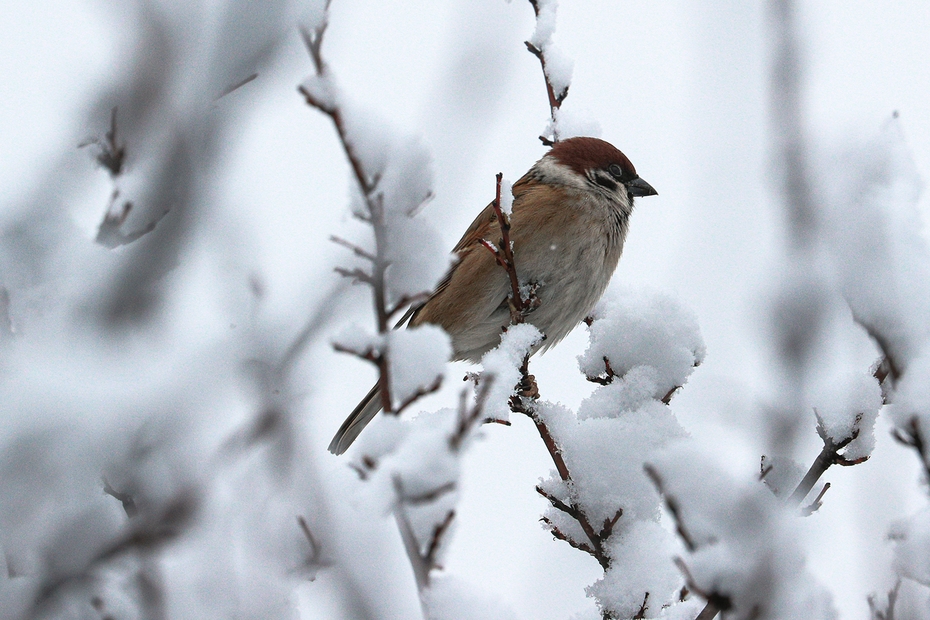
[533,157,589,191]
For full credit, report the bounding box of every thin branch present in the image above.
[525,0,569,142]
[450,378,494,451]
[216,72,258,100]
[395,376,443,415]
[479,173,530,323]
[330,235,378,262]
[632,593,650,620]
[424,510,456,569]
[892,416,930,481]
[297,516,322,565]
[645,465,698,553]
[868,579,901,620]
[541,517,597,557]
[333,266,375,285]
[800,482,830,516]
[673,558,732,620]
[102,478,138,518]
[787,410,867,506]
[536,485,579,519]
[79,106,126,177]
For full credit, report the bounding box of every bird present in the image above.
[329,136,657,455]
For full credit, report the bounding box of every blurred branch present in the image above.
[787,410,867,506]
[299,12,400,413]
[102,477,138,518]
[392,474,456,592]
[449,378,493,451]
[644,465,697,553]
[32,488,198,617]
[215,72,258,100]
[79,107,126,177]
[892,417,930,483]
[868,579,901,620]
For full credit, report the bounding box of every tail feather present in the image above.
[328,384,382,455]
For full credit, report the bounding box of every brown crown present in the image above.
[548,137,636,181]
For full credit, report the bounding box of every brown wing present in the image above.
[399,174,535,327]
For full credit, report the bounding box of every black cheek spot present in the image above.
[595,176,618,192]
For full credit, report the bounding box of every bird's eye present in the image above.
[608,163,624,178]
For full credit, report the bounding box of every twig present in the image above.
[79,107,126,177]
[892,417,930,482]
[644,465,698,553]
[531,415,613,569]
[800,482,830,516]
[301,16,402,412]
[395,376,443,415]
[525,0,569,143]
[216,72,258,100]
[479,173,532,323]
[102,478,138,518]
[868,579,901,620]
[673,558,731,620]
[632,593,650,619]
[392,474,457,591]
[540,516,597,557]
[450,378,494,451]
[787,410,867,506]
[297,516,322,565]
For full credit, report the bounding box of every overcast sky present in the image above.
[2,1,929,618]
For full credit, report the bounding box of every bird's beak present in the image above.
[627,177,657,197]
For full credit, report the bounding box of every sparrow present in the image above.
[329,136,656,454]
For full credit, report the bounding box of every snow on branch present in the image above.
[299,6,449,415]
[525,0,573,144]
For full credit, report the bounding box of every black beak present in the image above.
[627,177,657,197]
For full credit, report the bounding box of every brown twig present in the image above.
[301,12,411,414]
[395,376,444,415]
[531,415,614,570]
[525,0,569,143]
[800,482,830,516]
[673,558,732,620]
[632,593,650,619]
[479,173,532,324]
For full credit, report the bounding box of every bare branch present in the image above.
[788,410,868,506]
[395,376,444,415]
[644,465,698,553]
[216,72,258,100]
[450,378,494,451]
[333,266,375,286]
[330,235,378,262]
[79,107,126,177]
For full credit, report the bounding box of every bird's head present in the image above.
[534,137,657,211]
